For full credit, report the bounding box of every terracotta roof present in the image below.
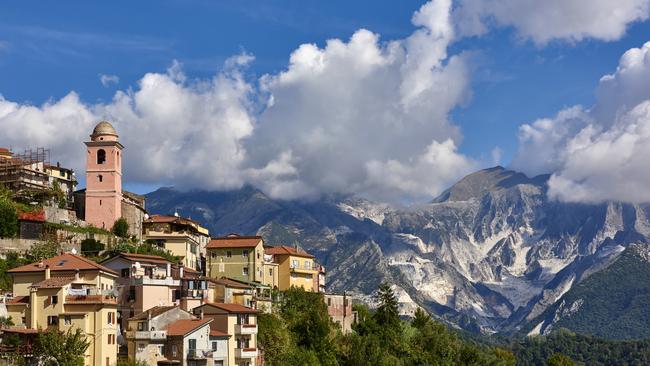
[145,214,198,226]
[210,278,253,289]
[8,253,118,276]
[0,148,10,154]
[30,276,75,289]
[165,318,212,337]
[2,327,38,334]
[128,306,176,321]
[18,211,45,222]
[265,245,314,259]
[210,329,230,337]
[201,302,259,314]
[6,296,29,305]
[206,235,263,249]
[113,252,171,265]
[65,295,117,304]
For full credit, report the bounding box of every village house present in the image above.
[4,253,119,366]
[193,302,259,366]
[264,245,319,292]
[143,214,210,271]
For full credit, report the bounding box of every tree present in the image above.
[80,238,105,256]
[117,359,149,366]
[26,240,61,262]
[0,198,18,238]
[112,217,129,238]
[412,308,431,329]
[373,283,399,328]
[258,313,293,366]
[34,328,90,366]
[547,353,575,366]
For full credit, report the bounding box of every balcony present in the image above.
[187,349,212,359]
[235,348,258,359]
[131,276,180,287]
[289,264,317,274]
[235,323,258,335]
[125,330,167,340]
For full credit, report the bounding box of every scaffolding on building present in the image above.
[0,147,51,192]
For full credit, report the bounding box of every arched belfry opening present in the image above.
[97,149,106,164]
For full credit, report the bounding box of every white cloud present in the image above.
[454,0,650,44]
[513,41,650,203]
[0,1,476,203]
[99,74,119,87]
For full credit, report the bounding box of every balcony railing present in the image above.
[235,323,258,335]
[131,276,180,286]
[187,349,212,359]
[235,348,258,359]
[125,330,167,340]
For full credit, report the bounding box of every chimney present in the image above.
[199,310,204,320]
[75,269,80,282]
[166,263,171,278]
[179,266,184,279]
[44,265,51,280]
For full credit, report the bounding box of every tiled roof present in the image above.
[165,318,212,337]
[206,235,263,249]
[128,306,176,321]
[30,276,75,289]
[201,302,259,314]
[18,211,45,222]
[210,278,253,289]
[0,148,10,154]
[210,329,230,337]
[8,253,118,276]
[265,245,314,259]
[115,252,171,265]
[65,295,117,304]
[6,296,29,305]
[145,214,198,226]
[2,327,38,334]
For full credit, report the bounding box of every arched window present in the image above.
[98,175,103,182]
[97,149,106,164]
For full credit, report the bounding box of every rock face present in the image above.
[145,167,650,334]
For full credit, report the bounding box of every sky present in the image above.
[1,0,650,204]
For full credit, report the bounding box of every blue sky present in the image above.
[2,1,650,202]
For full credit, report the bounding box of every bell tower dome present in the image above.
[84,121,123,230]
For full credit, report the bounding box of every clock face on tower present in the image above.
[84,121,123,230]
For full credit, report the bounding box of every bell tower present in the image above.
[84,121,123,230]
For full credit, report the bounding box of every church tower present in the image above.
[84,121,123,230]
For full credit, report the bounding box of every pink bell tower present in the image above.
[84,121,123,230]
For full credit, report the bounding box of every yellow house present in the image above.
[143,214,210,271]
[265,246,318,292]
[206,235,266,284]
[5,253,119,366]
[193,302,259,366]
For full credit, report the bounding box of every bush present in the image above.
[0,199,18,238]
[80,238,105,255]
[112,217,129,238]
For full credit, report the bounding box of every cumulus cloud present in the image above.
[0,0,476,203]
[99,74,119,87]
[246,0,476,202]
[454,0,650,44]
[513,41,650,203]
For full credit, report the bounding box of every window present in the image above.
[327,298,332,306]
[108,312,115,325]
[64,316,71,325]
[106,357,109,366]
[305,261,311,269]
[108,334,115,345]
[189,339,196,350]
[98,174,103,182]
[138,343,145,351]
[211,341,218,351]
[137,322,145,331]
[226,251,232,258]
[292,259,299,268]
[121,268,129,278]
[269,268,273,276]
[214,361,224,366]
[158,345,165,356]
[51,295,58,305]
[257,251,260,259]
[47,316,59,326]
[128,287,136,301]
[211,252,217,258]
[242,267,249,276]
[97,149,106,164]
[172,345,177,357]
[242,250,249,258]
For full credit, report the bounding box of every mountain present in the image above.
[145,167,650,334]
[524,243,650,339]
